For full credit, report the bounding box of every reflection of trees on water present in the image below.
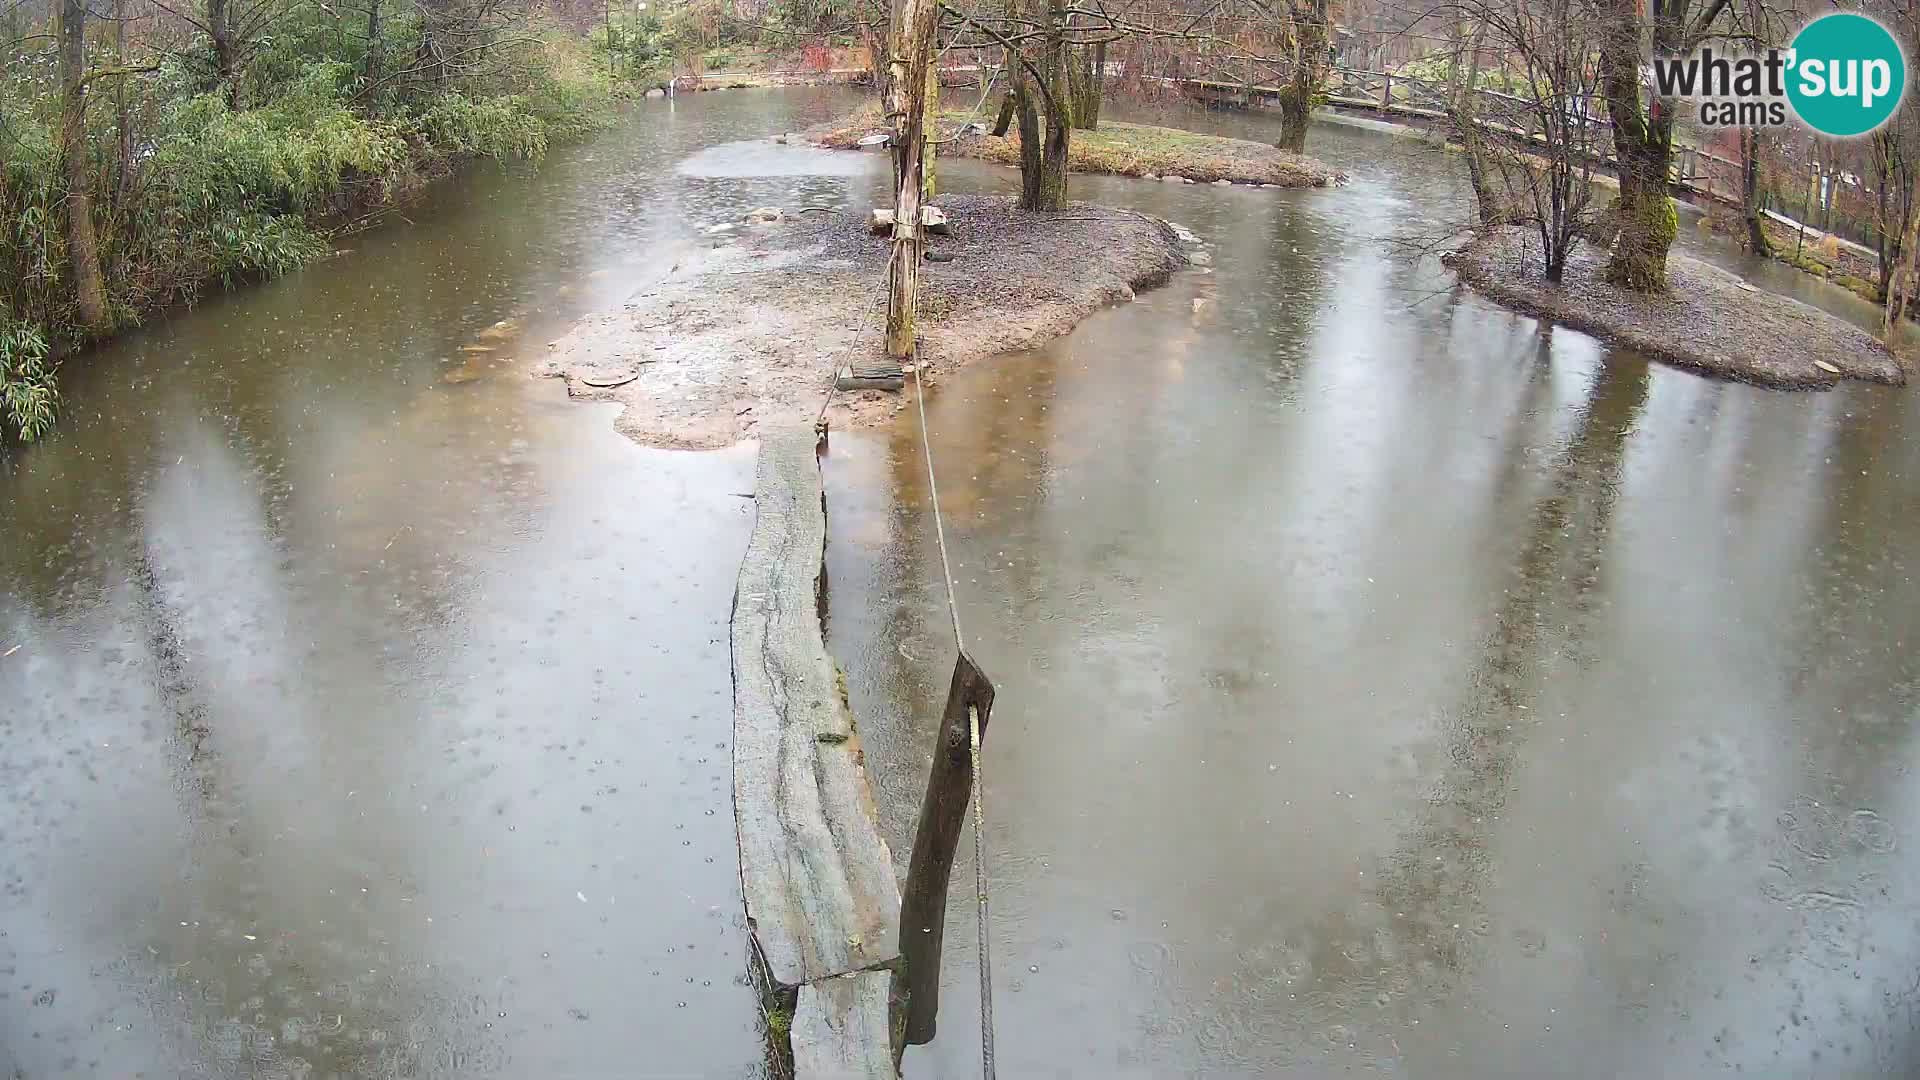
[1160,357,1650,1072]
[115,436,502,1080]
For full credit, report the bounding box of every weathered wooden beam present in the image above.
[894,650,996,1047]
[732,427,902,987]
[793,970,897,1077]
[733,428,902,1077]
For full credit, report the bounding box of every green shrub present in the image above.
[0,23,614,440]
[0,318,57,443]
[407,92,552,159]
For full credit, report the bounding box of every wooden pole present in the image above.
[894,651,995,1048]
[884,0,937,359]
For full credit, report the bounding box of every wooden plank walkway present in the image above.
[731,426,900,1077]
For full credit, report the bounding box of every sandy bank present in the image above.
[1449,227,1906,389]
[538,193,1192,448]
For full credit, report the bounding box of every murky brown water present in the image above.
[826,106,1920,1078]
[7,86,1916,1079]
[0,89,869,1078]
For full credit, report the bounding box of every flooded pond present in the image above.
[0,88,869,1078]
[4,83,1916,1079]
[826,105,1920,1077]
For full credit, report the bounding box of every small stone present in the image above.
[868,208,895,235]
[1141,174,1159,181]
[1214,178,1232,186]
[743,207,784,224]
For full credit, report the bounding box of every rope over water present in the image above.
[911,351,997,1080]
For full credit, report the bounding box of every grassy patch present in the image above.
[1832,273,1885,304]
[811,106,1341,187]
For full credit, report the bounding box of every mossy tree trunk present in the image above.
[1596,0,1728,291]
[1274,0,1329,153]
[59,0,109,334]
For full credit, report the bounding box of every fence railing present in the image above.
[1176,69,1746,207]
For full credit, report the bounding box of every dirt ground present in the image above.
[537,193,1193,448]
[1449,227,1907,389]
[805,107,1344,188]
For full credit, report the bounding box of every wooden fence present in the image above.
[1176,69,1744,208]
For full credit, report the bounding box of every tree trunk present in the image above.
[1449,19,1503,225]
[1872,130,1907,298]
[1086,42,1103,128]
[1597,0,1676,292]
[60,0,109,333]
[365,0,383,85]
[861,19,886,87]
[1068,42,1102,129]
[883,0,937,359]
[113,0,131,208]
[1275,0,1329,153]
[1741,128,1770,257]
[990,88,1014,136]
[207,0,237,105]
[1015,0,1069,211]
[923,58,938,199]
[1011,61,1045,208]
[1886,174,1920,343]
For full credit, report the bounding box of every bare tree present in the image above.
[1434,0,1607,282]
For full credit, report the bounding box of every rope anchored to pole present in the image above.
[894,355,998,1079]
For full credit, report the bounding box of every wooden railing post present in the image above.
[893,651,996,1050]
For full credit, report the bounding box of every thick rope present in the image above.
[911,356,996,1080]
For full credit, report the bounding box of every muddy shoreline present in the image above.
[1449,226,1906,389]
[538,193,1192,448]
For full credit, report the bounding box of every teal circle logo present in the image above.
[1787,13,1907,137]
